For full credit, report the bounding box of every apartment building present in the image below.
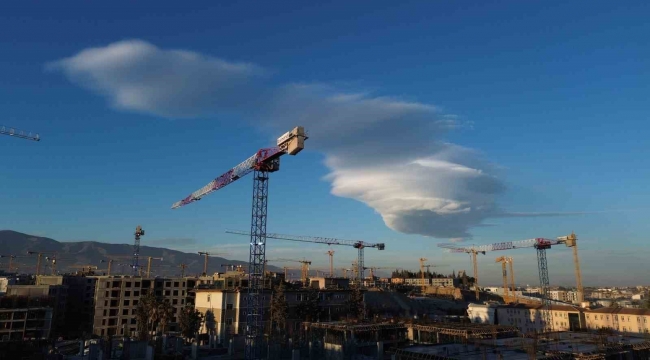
[194,288,352,343]
[495,304,584,334]
[0,307,52,341]
[431,278,459,287]
[92,276,197,337]
[403,277,458,287]
[585,308,650,334]
[37,275,97,336]
[6,284,68,336]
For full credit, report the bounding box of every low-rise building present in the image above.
[467,303,497,324]
[495,304,584,334]
[194,288,352,344]
[404,277,458,287]
[309,277,350,290]
[585,308,650,334]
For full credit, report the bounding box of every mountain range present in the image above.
[0,230,280,277]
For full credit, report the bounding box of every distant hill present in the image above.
[0,230,279,277]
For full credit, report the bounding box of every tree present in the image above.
[346,285,365,320]
[270,283,288,336]
[295,288,322,323]
[156,300,174,334]
[178,306,204,343]
[136,291,157,341]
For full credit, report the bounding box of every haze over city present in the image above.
[2,0,649,287]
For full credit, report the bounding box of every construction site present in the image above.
[2,124,648,360]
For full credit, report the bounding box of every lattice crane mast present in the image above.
[326,250,335,277]
[226,230,385,284]
[132,226,145,275]
[495,256,512,303]
[172,126,306,360]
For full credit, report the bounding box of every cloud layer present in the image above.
[50,40,505,240]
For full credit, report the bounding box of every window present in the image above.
[123,300,130,306]
[166,282,171,287]
[122,309,128,315]
[173,290,178,296]
[131,318,136,324]
[102,319,106,325]
[103,310,107,316]
[125,291,130,297]
[226,318,233,325]
[172,299,178,305]
[134,291,140,297]
[207,295,211,302]
[133,300,139,306]
[126,282,131,288]
[226,304,233,310]
[135,282,141,287]
[122,319,127,325]
[174,282,179,287]
[165,290,171,296]
[638,317,641,322]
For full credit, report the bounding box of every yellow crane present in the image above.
[145,257,163,277]
[197,251,211,276]
[495,256,511,303]
[268,259,311,284]
[559,232,583,303]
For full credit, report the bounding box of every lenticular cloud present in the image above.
[50,40,505,240]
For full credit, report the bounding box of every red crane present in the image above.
[171,126,307,360]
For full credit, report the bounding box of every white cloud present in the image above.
[50,40,506,240]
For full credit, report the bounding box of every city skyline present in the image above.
[1,1,649,286]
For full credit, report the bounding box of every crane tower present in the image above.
[132,226,145,275]
[172,126,307,360]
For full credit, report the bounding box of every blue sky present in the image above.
[1,1,649,286]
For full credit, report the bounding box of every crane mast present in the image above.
[172,126,307,360]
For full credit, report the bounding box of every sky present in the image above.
[1,1,649,286]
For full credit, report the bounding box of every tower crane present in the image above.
[132,226,145,275]
[0,126,39,141]
[268,259,311,284]
[145,257,163,277]
[100,259,114,276]
[226,230,385,284]
[27,251,61,276]
[419,258,428,293]
[439,232,581,331]
[326,250,335,277]
[179,263,188,277]
[495,256,511,303]
[362,267,393,280]
[0,255,26,273]
[197,252,212,276]
[172,126,307,360]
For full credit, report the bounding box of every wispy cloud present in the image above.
[49,40,521,240]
